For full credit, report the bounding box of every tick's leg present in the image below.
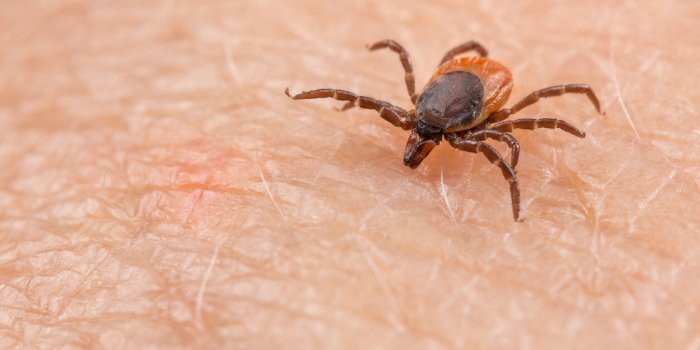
[490,118,586,138]
[446,134,521,221]
[489,84,603,123]
[285,88,416,130]
[367,40,418,104]
[438,40,488,66]
[459,129,521,168]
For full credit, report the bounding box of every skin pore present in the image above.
[2,0,700,348]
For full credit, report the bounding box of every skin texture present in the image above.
[1,0,700,349]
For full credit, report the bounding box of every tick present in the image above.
[285,39,603,220]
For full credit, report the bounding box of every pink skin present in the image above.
[1,1,699,349]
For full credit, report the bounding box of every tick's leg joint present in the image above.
[438,40,489,66]
[367,39,418,104]
[490,118,586,138]
[446,133,521,221]
[454,129,521,168]
[285,87,416,130]
[489,84,604,123]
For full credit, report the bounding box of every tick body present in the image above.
[285,40,603,220]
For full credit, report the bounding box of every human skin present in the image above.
[1,0,700,348]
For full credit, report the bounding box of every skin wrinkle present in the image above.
[608,39,641,142]
[195,244,219,330]
[257,158,290,226]
[1,0,700,349]
[223,43,242,85]
[439,165,457,224]
[310,132,345,184]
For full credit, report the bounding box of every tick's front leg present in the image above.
[445,133,522,221]
[285,88,416,130]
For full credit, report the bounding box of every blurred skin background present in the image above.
[1,0,699,348]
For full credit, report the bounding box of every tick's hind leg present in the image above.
[489,84,603,123]
[490,118,586,138]
[438,40,488,66]
[285,88,416,130]
[367,40,418,104]
[446,133,521,221]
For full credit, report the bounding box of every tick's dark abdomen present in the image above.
[416,71,484,129]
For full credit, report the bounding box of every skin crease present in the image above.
[1,0,700,348]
